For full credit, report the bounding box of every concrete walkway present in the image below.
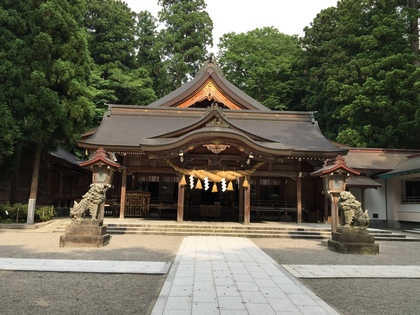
[151,236,340,315]
[284,264,420,279]
[0,258,170,274]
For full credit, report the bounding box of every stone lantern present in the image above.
[59,148,121,247]
[311,156,379,254]
[311,155,359,233]
[79,148,121,220]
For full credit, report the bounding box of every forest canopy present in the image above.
[0,0,419,171]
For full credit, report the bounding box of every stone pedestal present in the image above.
[328,227,379,254]
[59,220,110,247]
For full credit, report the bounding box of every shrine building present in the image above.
[78,60,347,224]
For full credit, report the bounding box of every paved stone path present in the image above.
[151,236,340,315]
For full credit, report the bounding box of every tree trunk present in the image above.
[9,145,22,205]
[408,0,419,65]
[27,143,42,224]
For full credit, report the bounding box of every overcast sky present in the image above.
[124,0,338,50]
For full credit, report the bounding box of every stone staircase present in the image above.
[53,222,420,241]
[402,228,420,236]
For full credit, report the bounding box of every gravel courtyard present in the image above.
[1,222,419,315]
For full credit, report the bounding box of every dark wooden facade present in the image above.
[0,149,91,212]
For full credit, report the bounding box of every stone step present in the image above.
[402,229,420,235]
[107,226,331,233]
[109,230,328,239]
[108,224,332,232]
[53,224,420,241]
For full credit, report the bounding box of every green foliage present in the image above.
[35,206,56,222]
[217,27,301,110]
[85,0,157,119]
[158,0,213,89]
[136,10,168,98]
[0,203,54,223]
[1,0,96,154]
[300,0,420,148]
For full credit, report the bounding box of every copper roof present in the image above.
[346,175,382,188]
[79,60,346,159]
[344,149,420,176]
[376,155,420,178]
[147,61,270,111]
[79,105,345,157]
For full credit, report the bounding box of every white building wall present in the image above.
[365,180,386,220]
[398,204,420,222]
[349,179,386,221]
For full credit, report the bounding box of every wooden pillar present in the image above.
[324,195,329,223]
[244,176,251,225]
[119,170,127,219]
[98,203,105,221]
[361,188,366,210]
[295,159,303,223]
[297,176,302,223]
[238,177,244,223]
[177,179,185,222]
[239,178,244,223]
[330,193,339,233]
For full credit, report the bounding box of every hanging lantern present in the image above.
[212,182,218,192]
[195,179,202,189]
[180,175,187,186]
[227,181,234,191]
[242,177,249,188]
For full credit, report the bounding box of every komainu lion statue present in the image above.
[70,183,108,221]
[338,191,370,229]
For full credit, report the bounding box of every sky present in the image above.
[123,0,339,50]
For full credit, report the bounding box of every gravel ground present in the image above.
[1,222,420,315]
[252,238,420,315]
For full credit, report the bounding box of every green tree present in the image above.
[217,27,301,110]
[158,0,213,89]
[85,0,156,121]
[136,10,168,98]
[301,0,420,148]
[1,0,96,223]
[0,1,26,164]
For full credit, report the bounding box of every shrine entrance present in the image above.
[81,60,346,225]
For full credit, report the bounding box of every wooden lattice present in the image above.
[125,191,151,217]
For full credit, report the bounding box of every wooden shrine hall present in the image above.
[79,60,346,224]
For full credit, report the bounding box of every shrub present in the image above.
[35,206,55,222]
[0,203,54,223]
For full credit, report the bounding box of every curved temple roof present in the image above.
[79,60,346,159]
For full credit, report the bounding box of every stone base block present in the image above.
[332,229,375,243]
[328,227,379,255]
[59,220,111,247]
[64,224,107,236]
[328,239,379,255]
[59,234,111,247]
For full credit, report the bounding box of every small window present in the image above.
[402,179,420,203]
